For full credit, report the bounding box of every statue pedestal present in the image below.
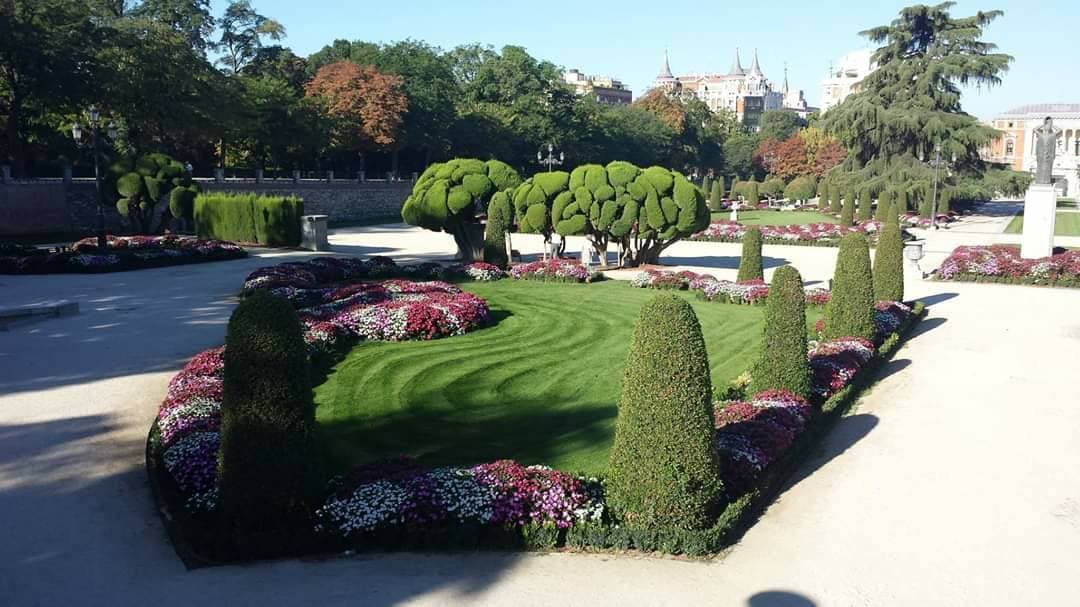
[1020,185,1057,259]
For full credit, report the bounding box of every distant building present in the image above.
[820,49,877,113]
[563,69,632,105]
[982,104,1080,194]
[649,49,802,129]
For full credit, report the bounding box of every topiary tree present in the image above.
[702,174,712,199]
[857,187,873,221]
[401,158,522,261]
[483,192,511,268]
[628,166,710,266]
[784,176,815,204]
[219,290,322,553]
[896,188,909,213]
[709,180,723,211]
[818,181,830,210]
[749,265,811,399]
[541,162,640,267]
[840,191,855,225]
[761,177,785,201]
[829,187,842,214]
[737,226,764,282]
[918,195,932,218]
[886,200,900,226]
[608,294,721,530]
[746,180,760,206]
[875,189,894,222]
[824,232,876,341]
[939,188,952,215]
[873,222,904,302]
[110,152,199,233]
[512,170,571,254]
[730,176,741,201]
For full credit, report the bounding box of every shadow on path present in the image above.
[783,413,879,493]
[747,590,817,606]
[917,292,958,307]
[655,254,790,271]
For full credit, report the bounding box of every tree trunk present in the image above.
[448,221,484,262]
[589,235,609,268]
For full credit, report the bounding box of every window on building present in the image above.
[1008,122,1014,128]
[1005,140,1014,156]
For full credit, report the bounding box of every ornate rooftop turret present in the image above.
[727,48,745,76]
[748,49,763,78]
[658,49,674,79]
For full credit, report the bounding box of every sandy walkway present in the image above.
[2,212,1079,606]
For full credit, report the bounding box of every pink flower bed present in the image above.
[937,245,1080,287]
[714,390,814,492]
[900,212,957,228]
[630,269,832,306]
[0,235,245,274]
[691,220,881,246]
[509,259,598,283]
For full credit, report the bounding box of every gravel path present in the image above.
[2,218,1079,606]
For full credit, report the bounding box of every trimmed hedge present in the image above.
[736,226,764,282]
[608,294,721,530]
[840,190,855,225]
[709,180,723,211]
[219,290,323,555]
[873,223,904,302]
[818,182,830,210]
[749,265,811,399]
[857,188,873,222]
[824,233,876,340]
[484,192,511,268]
[829,187,842,214]
[875,190,893,222]
[195,193,303,247]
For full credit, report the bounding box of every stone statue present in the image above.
[1034,116,1062,185]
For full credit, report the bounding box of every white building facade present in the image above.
[820,49,877,113]
[982,104,1080,195]
[563,69,632,105]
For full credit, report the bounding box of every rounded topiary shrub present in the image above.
[873,222,904,302]
[875,190,894,222]
[840,191,855,225]
[749,265,811,399]
[857,188,873,221]
[483,192,511,268]
[824,233,876,341]
[608,294,721,530]
[219,290,322,554]
[737,226,764,282]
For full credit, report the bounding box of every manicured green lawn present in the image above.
[314,280,821,476]
[1005,211,1080,236]
[710,209,837,226]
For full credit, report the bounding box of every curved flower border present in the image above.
[0,235,245,274]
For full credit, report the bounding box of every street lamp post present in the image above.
[537,143,564,173]
[930,142,943,231]
[72,105,117,251]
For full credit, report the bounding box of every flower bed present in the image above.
[689,220,881,247]
[900,212,957,228]
[629,269,832,306]
[936,245,1080,287]
[508,259,599,283]
[0,235,246,274]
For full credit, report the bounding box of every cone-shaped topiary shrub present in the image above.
[818,182,830,210]
[896,189,909,213]
[702,174,712,198]
[886,200,900,226]
[873,222,904,302]
[875,190,894,222]
[608,294,721,530]
[746,180,759,205]
[737,226,764,282]
[840,192,855,226]
[483,191,511,268]
[709,180,723,211]
[939,188,952,215]
[919,195,932,218]
[857,188,873,221]
[749,265,811,399]
[824,232,876,341]
[730,177,740,200]
[830,187,842,214]
[219,290,322,554]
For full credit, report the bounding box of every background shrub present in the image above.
[709,180,723,211]
[484,192,511,268]
[194,193,303,246]
[875,190,894,222]
[608,294,721,530]
[830,188,842,214]
[761,177,785,200]
[857,188,873,221]
[840,192,855,226]
[939,188,952,215]
[219,290,323,553]
[746,180,760,205]
[730,177,740,200]
[824,232,876,340]
[873,223,904,301]
[784,176,815,203]
[749,265,811,399]
[737,226,764,282]
[818,182,830,210]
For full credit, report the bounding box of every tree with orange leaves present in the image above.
[633,89,686,134]
[304,61,408,155]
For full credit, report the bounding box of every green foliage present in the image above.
[117,173,145,199]
[824,233,876,340]
[939,188,952,215]
[168,186,199,222]
[761,177,785,200]
[194,193,303,246]
[873,223,904,302]
[737,226,764,282]
[746,180,760,205]
[784,176,816,202]
[483,192,511,268]
[896,188,909,213]
[709,181,723,211]
[749,265,811,399]
[919,195,932,218]
[111,152,199,233]
[220,290,322,552]
[886,201,900,226]
[829,187,842,214]
[607,294,721,530]
[840,191,855,225]
[730,177,740,199]
[818,182,830,210]
[875,190,894,222]
[401,158,521,231]
[857,187,873,221]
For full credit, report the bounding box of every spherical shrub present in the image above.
[824,232,876,341]
[749,265,811,400]
[219,290,322,553]
[608,294,721,530]
[873,222,904,302]
[737,226,764,282]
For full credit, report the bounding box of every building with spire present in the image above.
[648,49,800,129]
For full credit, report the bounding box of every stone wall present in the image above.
[0,179,411,236]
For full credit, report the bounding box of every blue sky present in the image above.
[213,0,1079,121]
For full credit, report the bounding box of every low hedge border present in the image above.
[935,273,1080,288]
[146,266,925,564]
